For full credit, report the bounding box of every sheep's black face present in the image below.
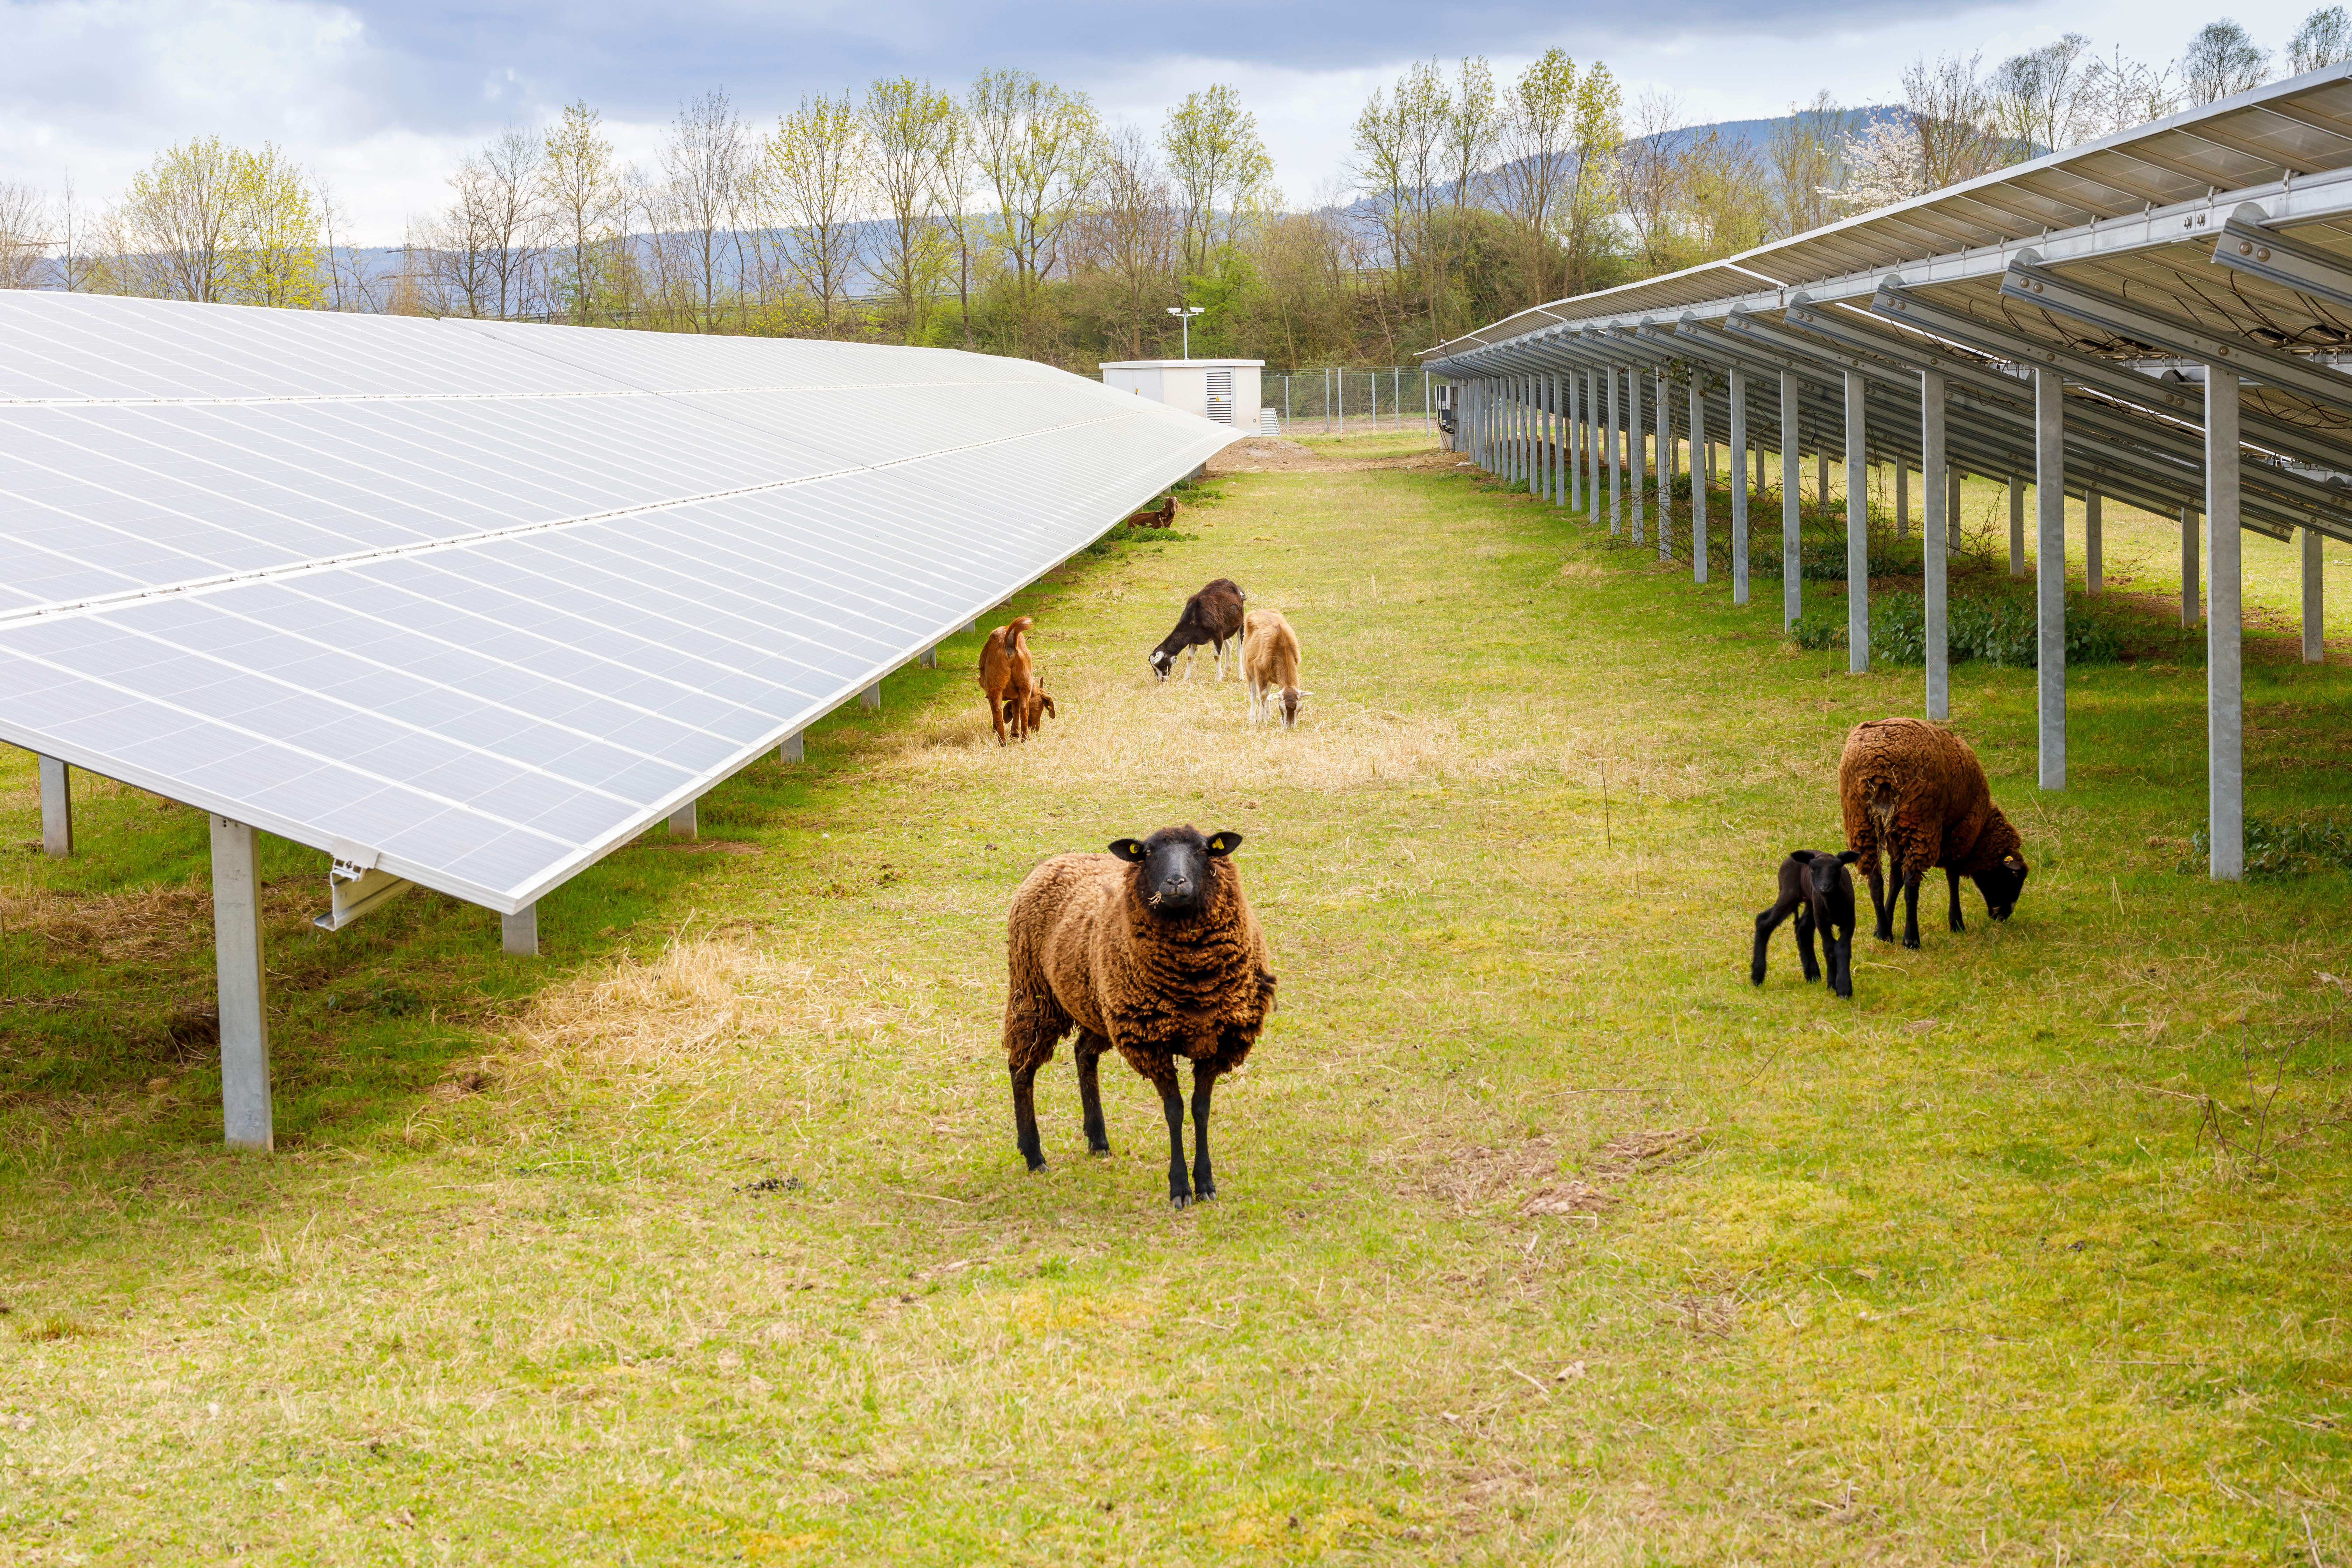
[1800,848,1858,904]
[1147,648,1174,681]
[1110,826,1241,918]
[1975,855,2030,921]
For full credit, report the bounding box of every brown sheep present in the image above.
[978,617,1055,744]
[1003,825,1275,1207]
[1839,717,2030,949]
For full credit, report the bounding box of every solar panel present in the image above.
[0,292,1234,910]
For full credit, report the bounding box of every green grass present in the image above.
[3,450,2350,1563]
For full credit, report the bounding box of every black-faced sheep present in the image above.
[1003,825,1275,1207]
[1148,578,1247,682]
[1839,716,2030,949]
[1752,849,1859,999]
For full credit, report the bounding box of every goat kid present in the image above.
[1751,849,1859,999]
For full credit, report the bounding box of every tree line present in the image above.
[0,9,2344,370]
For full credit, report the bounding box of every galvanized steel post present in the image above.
[2008,477,2025,576]
[2182,507,2201,627]
[2304,527,2325,663]
[2086,491,2103,594]
[210,814,272,1151]
[1607,363,1622,535]
[503,904,538,958]
[2208,370,2244,880]
[1656,368,1673,561]
[38,755,70,859]
[2035,366,2066,791]
[1629,368,1645,546]
[1845,370,1868,673]
[1689,376,1707,582]
[1921,370,1949,721]
[1780,369,1801,629]
[1729,367,1749,606]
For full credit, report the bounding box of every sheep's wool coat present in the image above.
[1004,852,1275,1090]
[1838,717,2024,877]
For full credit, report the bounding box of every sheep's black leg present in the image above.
[1010,1062,1045,1172]
[1752,897,1797,985]
[1830,926,1854,998]
[1074,1032,1110,1155]
[1159,1075,1192,1208]
[1900,869,1924,950]
[1189,1064,1222,1201]
[1795,904,1822,983]
[1946,868,1966,932]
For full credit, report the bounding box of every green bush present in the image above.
[2182,816,2352,879]
[1788,592,2126,668]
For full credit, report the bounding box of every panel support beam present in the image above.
[2036,367,2066,791]
[2208,370,2244,881]
[2009,478,2025,576]
[2305,527,2326,664]
[861,682,881,711]
[209,814,271,1152]
[920,646,938,670]
[2087,491,2104,595]
[2183,508,2201,627]
[503,903,539,958]
[669,798,698,840]
[1690,377,1708,583]
[38,755,70,859]
[1730,368,1749,606]
[1781,370,1801,628]
[780,730,805,764]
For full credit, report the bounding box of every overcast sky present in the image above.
[0,0,2319,244]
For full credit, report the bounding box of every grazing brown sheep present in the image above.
[978,617,1055,744]
[1839,717,2030,948]
[1003,825,1275,1207]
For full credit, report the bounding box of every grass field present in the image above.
[4,432,2350,1563]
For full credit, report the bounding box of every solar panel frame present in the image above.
[0,294,1236,912]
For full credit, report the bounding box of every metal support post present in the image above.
[2035,366,2066,791]
[1630,369,1645,546]
[1947,468,1961,550]
[1896,461,1909,540]
[503,903,538,958]
[780,730,804,764]
[1921,370,1949,722]
[1657,369,1673,561]
[1729,368,1749,606]
[2183,508,2201,626]
[861,681,881,712]
[1780,370,1801,629]
[209,814,272,1152]
[1816,448,1828,511]
[1587,368,1601,523]
[669,798,698,839]
[920,645,938,670]
[1607,364,1622,535]
[1845,370,1869,673]
[2305,527,2325,664]
[38,755,70,859]
[2208,370,2244,880]
[1689,378,1708,583]
[2008,477,2025,575]
[2086,492,2103,595]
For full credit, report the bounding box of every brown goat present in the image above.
[1241,608,1307,728]
[978,617,1055,744]
[1125,495,1179,528]
[1839,717,2029,948]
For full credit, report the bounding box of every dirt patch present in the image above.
[1204,439,1455,476]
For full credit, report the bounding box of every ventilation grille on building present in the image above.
[1259,408,1281,435]
[1206,369,1234,424]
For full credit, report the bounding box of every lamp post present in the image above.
[1166,305,1203,359]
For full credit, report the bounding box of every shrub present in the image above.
[1800,592,2126,668]
[2181,816,2352,879]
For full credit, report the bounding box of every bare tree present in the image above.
[1992,33,2096,154]
[653,90,752,331]
[50,174,103,293]
[932,108,982,349]
[1769,92,1845,237]
[1491,48,1577,306]
[1556,63,1622,294]
[2081,47,2183,132]
[1617,90,1688,274]
[764,87,867,335]
[1072,124,1180,358]
[476,128,545,320]
[2290,6,2352,71]
[1350,60,1451,342]
[1901,52,2010,187]
[2182,20,2272,103]
[863,77,956,343]
[0,182,52,289]
[410,158,502,318]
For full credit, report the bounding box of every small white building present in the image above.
[1100,358,1266,432]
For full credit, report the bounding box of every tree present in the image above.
[1769,92,1845,238]
[117,135,243,302]
[932,108,983,349]
[2182,20,2272,104]
[540,101,619,326]
[764,87,867,335]
[1162,83,1274,281]
[222,143,324,309]
[967,68,1101,355]
[652,90,752,332]
[475,127,545,320]
[2290,6,2352,72]
[1676,130,1774,261]
[1491,49,1578,307]
[1992,33,2095,155]
[2081,47,2182,133]
[863,77,957,343]
[0,183,51,289]
[1835,116,1932,213]
[1071,124,1180,358]
[1350,60,1451,343]
[1556,64,1622,293]
[1901,53,2009,188]
[1617,90,1687,274]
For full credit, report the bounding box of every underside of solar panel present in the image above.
[0,293,1237,911]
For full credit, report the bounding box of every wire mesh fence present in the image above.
[1260,366,1437,438]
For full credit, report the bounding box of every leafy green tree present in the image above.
[539,102,620,325]
[764,88,867,337]
[1162,83,1273,281]
[967,68,1101,356]
[863,78,958,344]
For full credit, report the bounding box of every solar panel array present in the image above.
[0,292,1235,910]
